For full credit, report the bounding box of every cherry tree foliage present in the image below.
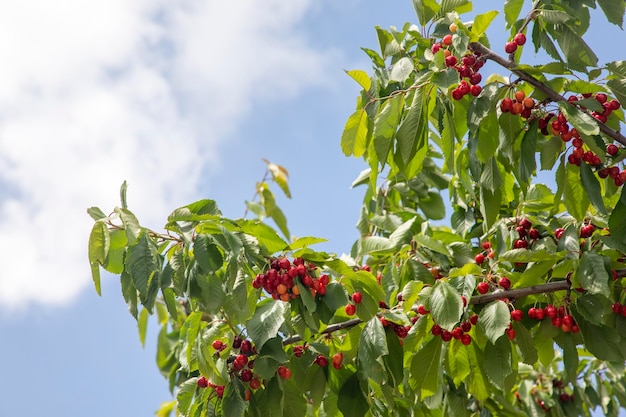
[88,0,626,416]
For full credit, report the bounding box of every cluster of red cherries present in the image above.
[430,313,478,346]
[293,344,344,369]
[431,24,485,100]
[527,304,580,333]
[252,257,330,302]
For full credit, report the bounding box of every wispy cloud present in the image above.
[0,0,332,310]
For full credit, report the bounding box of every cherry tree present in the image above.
[88,0,626,415]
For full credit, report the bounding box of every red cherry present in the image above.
[477,281,490,294]
[461,321,472,332]
[470,85,482,96]
[431,323,442,335]
[519,218,532,229]
[580,224,595,238]
[445,55,458,67]
[514,239,529,249]
[332,352,343,369]
[504,41,518,53]
[431,43,442,54]
[452,88,464,100]
[462,55,476,66]
[277,365,292,379]
[442,34,453,46]
[595,93,608,104]
[612,302,622,314]
[249,379,261,390]
[469,314,479,325]
[461,333,472,345]
[607,144,619,156]
[534,308,545,320]
[475,253,485,265]
[197,376,209,388]
[514,33,527,46]
[352,291,363,304]
[608,99,621,110]
[529,229,540,239]
[498,277,511,290]
[545,305,557,318]
[345,304,356,316]
[315,355,328,367]
[212,340,224,350]
[511,309,524,321]
[481,241,492,250]
[562,315,574,327]
[555,228,565,239]
[240,369,253,382]
[215,386,225,398]
[441,330,453,342]
[452,327,464,339]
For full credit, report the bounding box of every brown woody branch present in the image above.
[281,280,573,346]
[469,42,626,147]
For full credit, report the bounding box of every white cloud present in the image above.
[0,0,332,311]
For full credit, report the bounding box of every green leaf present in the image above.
[358,236,395,255]
[412,0,439,27]
[264,160,291,199]
[396,85,426,166]
[467,343,490,401]
[597,0,625,28]
[223,378,246,417]
[513,321,538,365]
[239,220,289,253]
[254,336,290,381]
[87,206,107,221]
[390,57,414,82]
[115,207,142,245]
[194,234,223,273]
[358,317,388,383]
[337,373,369,417]
[471,11,499,41]
[288,236,327,250]
[246,300,288,350]
[563,162,590,221]
[549,23,598,70]
[167,199,221,222]
[428,280,463,330]
[389,217,416,248]
[575,317,624,362]
[576,252,610,297]
[480,157,503,192]
[345,69,372,92]
[373,95,404,164]
[446,339,471,387]
[558,102,599,136]
[420,190,446,220]
[607,78,626,107]
[500,249,565,262]
[579,162,607,215]
[518,126,538,183]
[176,378,197,415]
[410,336,443,398]
[119,180,128,209]
[138,308,149,347]
[484,336,512,390]
[555,333,578,384]
[88,221,109,295]
[126,232,161,303]
[195,271,226,315]
[504,0,524,28]
[341,109,370,158]
[609,187,626,246]
[479,187,502,229]
[478,301,510,344]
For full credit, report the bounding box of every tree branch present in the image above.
[281,281,572,346]
[469,42,626,147]
[469,280,570,305]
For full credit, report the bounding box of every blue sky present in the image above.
[0,1,623,416]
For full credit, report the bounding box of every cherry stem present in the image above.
[469,41,626,147]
